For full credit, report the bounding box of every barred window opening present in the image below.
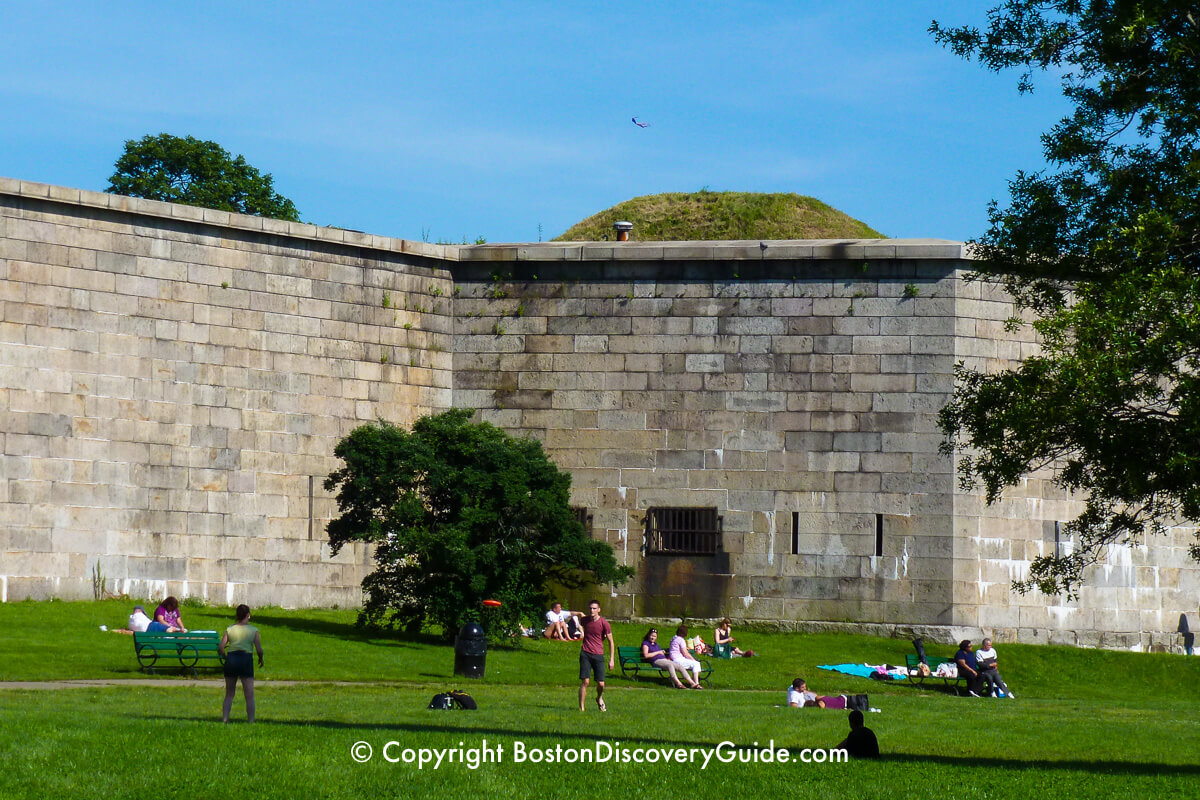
[645,507,722,556]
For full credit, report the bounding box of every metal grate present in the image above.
[644,507,722,556]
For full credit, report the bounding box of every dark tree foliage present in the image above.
[106,133,300,221]
[933,3,1200,596]
[325,409,632,638]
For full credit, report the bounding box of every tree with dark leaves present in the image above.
[933,2,1200,596]
[325,409,632,638]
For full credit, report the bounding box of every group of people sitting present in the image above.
[640,625,707,689]
[954,638,1014,698]
[111,597,189,634]
[543,602,583,640]
[637,615,765,689]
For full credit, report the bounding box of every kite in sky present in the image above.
[632,116,651,128]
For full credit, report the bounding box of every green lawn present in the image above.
[1,600,1197,799]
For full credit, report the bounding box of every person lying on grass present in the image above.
[787,678,848,709]
[109,605,152,635]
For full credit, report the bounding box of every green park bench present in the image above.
[133,631,224,674]
[905,654,969,695]
[617,646,712,687]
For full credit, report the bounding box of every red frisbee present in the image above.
[482,599,502,607]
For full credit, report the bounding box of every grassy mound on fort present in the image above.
[554,191,884,242]
[1,600,1196,799]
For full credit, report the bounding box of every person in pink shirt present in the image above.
[669,625,704,689]
[151,596,187,633]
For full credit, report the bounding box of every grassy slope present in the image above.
[1,600,1198,799]
[553,191,884,242]
[2,600,1195,700]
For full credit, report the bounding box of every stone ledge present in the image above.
[464,239,967,262]
[2,176,969,264]
[0,175,453,262]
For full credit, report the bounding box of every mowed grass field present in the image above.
[1,600,1197,799]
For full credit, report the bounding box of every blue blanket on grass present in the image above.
[817,663,906,680]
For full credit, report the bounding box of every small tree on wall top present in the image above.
[106,133,300,221]
[325,409,632,638]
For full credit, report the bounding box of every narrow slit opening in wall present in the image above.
[874,513,883,557]
[792,511,800,555]
[1054,521,1061,559]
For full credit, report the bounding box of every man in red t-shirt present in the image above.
[577,599,616,712]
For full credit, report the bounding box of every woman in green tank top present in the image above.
[219,604,264,723]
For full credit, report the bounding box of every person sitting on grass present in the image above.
[976,637,1015,698]
[641,628,691,689]
[787,678,847,709]
[714,617,750,657]
[544,602,581,640]
[148,597,186,633]
[669,625,705,689]
[836,710,880,759]
[219,604,264,723]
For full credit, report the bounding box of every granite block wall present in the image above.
[0,179,453,606]
[2,178,1198,649]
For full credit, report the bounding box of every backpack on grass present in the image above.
[449,690,477,710]
[847,694,869,712]
[429,690,477,710]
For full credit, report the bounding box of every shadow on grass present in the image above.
[137,713,1200,776]
[249,614,439,647]
[875,753,1200,776]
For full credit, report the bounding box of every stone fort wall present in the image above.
[0,178,454,607]
[2,178,1196,648]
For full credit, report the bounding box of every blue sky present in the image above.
[0,1,1072,244]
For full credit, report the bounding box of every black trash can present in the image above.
[454,621,486,679]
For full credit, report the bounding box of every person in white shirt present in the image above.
[110,605,152,635]
[543,602,581,640]
[976,638,1014,698]
[129,605,152,632]
[788,678,818,707]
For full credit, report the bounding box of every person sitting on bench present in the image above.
[669,625,705,689]
[640,628,690,689]
[149,596,186,633]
